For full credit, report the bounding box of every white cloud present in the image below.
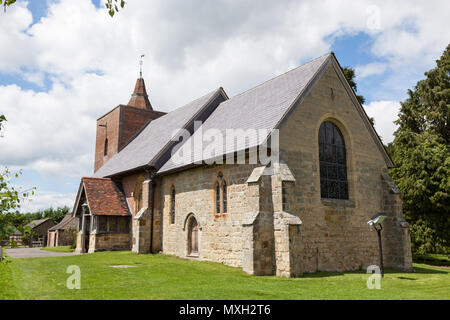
[19,191,75,213]
[1,0,449,210]
[364,100,401,143]
[356,62,388,79]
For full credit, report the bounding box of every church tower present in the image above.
[94,76,166,173]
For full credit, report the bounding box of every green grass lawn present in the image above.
[40,246,74,253]
[0,251,448,300]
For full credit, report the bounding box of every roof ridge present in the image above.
[148,87,222,123]
[228,52,332,100]
[82,177,111,180]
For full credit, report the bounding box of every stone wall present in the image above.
[160,163,258,267]
[380,170,413,271]
[88,232,130,253]
[278,63,412,273]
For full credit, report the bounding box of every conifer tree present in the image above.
[390,44,450,254]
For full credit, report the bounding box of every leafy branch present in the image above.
[1,0,126,17]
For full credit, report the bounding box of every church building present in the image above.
[72,53,413,276]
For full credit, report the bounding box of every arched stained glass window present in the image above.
[319,121,348,200]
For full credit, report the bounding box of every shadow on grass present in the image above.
[412,265,449,274]
[300,264,449,278]
[413,254,450,267]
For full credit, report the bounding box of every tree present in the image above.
[343,66,365,105]
[389,44,450,254]
[0,116,35,242]
[1,0,126,17]
[342,66,376,127]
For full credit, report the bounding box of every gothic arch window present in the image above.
[170,185,176,224]
[214,172,228,214]
[319,121,349,200]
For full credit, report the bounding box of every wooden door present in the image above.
[188,218,198,255]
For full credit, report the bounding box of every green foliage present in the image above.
[69,228,77,249]
[9,240,17,248]
[0,114,5,135]
[390,44,450,254]
[0,167,35,240]
[0,206,70,243]
[105,0,126,17]
[342,66,375,127]
[0,114,37,241]
[0,0,16,11]
[342,66,366,105]
[1,0,126,17]
[17,225,36,246]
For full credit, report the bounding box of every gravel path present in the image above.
[5,247,80,258]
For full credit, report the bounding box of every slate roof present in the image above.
[48,214,79,231]
[25,218,52,229]
[94,87,224,178]
[82,177,130,216]
[158,53,331,173]
[93,51,392,178]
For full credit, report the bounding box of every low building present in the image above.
[25,218,55,247]
[9,230,23,245]
[47,214,79,247]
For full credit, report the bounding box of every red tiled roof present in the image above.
[82,177,130,216]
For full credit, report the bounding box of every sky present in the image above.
[0,0,449,212]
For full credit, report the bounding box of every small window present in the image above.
[282,182,288,211]
[104,138,108,156]
[214,172,228,215]
[222,181,227,213]
[215,182,221,214]
[170,187,176,224]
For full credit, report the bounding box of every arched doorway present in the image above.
[187,217,198,256]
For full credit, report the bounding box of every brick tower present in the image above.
[94,77,166,173]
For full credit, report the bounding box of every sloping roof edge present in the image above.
[148,87,228,168]
[271,52,394,168]
[329,53,394,168]
[72,177,131,217]
[96,87,228,178]
[25,218,52,229]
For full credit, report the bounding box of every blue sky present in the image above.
[1,0,448,212]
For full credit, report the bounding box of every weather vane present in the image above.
[139,54,145,78]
